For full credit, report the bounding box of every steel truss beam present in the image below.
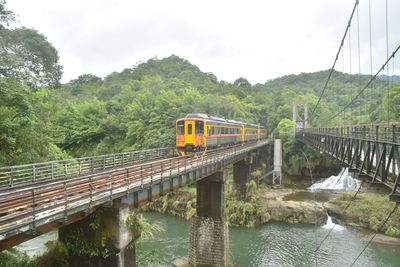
[297,123,400,202]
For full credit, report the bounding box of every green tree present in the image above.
[55,99,108,156]
[276,118,295,140]
[234,77,251,89]
[383,86,400,121]
[0,27,63,88]
[0,0,15,28]
[0,78,65,166]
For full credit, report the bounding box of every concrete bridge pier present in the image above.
[59,199,139,267]
[233,156,253,200]
[189,170,229,266]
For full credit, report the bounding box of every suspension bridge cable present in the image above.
[349,204,398,267]
[321,43,400,124]
[308,0,359,122]
[315,180,364,252]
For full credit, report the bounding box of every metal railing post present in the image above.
[63,180,68,221]
[109,174,113,201]
[32,165,36,182]
[10,168,14,187]
[89,176,93,209]
[64,162,68,177]
[51,162,54,179]
[150,163,153,183]
[126,169,130,191]
[31,188,36,231]
[160,161,163,180]
[140,165,144,188]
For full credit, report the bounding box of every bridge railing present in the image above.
[0,148,175,188]
[302,123,400,144]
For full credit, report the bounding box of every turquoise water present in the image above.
[16,211,400,266]
[139,212,400,267]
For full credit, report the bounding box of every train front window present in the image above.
[195,121,204,134]
[177,121,184,135]
[188,124,192,135]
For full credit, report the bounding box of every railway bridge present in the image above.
[0,140,273,266]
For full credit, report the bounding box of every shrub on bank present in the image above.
[331,192,400,237]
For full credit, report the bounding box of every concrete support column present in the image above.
[189,170,229,267]
[233,158,252,200]
[59,201,138,267]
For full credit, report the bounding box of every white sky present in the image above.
[7,0,400,84]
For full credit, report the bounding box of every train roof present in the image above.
[182,114,265,129]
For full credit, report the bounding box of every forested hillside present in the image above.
[1,1,399,167]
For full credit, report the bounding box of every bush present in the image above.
[331,192,400,237]
[34,241,69,267]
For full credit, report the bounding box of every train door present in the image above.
[185,121,195,144]
[241,125,245,143]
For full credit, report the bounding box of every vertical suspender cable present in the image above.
[343,50,346,126]
[356,5,362,123]
[368,0,374,124]
[349,26,353,124]
[385,0,390,123]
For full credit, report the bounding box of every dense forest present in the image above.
[1,1,399,167]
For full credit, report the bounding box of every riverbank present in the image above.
[324,192,400,239]
[142,186,400,245]
[141,187,327,227]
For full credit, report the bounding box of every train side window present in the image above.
[195,121,204,134]
[177,121,184,135]
[188,124,192,134]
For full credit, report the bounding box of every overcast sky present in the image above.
[7,0,400,84]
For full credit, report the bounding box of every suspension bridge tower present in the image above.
[292,102,308,135]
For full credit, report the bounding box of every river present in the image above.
[137,212,400,267]
[17,211,400,266]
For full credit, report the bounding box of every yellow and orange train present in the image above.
[176,113,267,155]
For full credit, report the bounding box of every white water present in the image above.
[309,168,361,191]
[323,213,345,231]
